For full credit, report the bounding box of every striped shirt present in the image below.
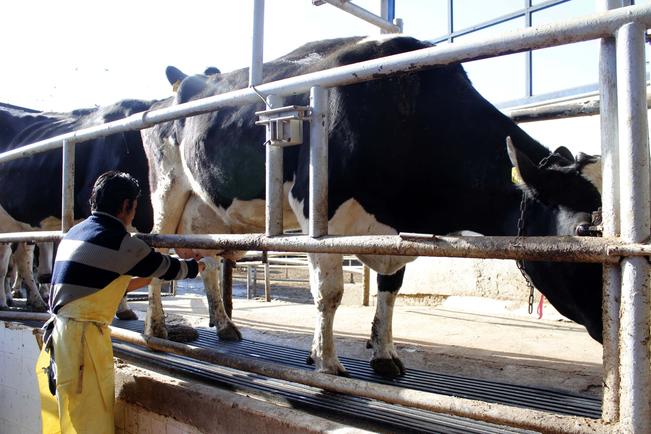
[50,211,198,314]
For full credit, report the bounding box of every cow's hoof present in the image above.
[116,309,139,321]
[145,322,168,340]
[167,324,199,343]
[0,304,9,310]
[306,355,314,365]
[370,357,406,378]
[317,365,350,377]
[366,339,373,349]
[217,323,242,341]
[27,298,48,312]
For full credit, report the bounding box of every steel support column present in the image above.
[309,86,328,238]
[61,139,75,232]
[616,21,651,432]
[250,0,264,87]
[265,95,284,236]
[598,0,622,422]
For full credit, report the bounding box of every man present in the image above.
[38,171,209,434]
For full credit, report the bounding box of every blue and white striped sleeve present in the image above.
[121,236,199,280]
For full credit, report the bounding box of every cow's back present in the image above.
[0,100,155,232]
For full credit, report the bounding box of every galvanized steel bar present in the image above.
[616,21,651,432]
[134,233,625,263]
[61,139,75,232]
[309,86,328,238]
[0,230,648,263]
[265,95,283,236]
[1,6,650,166]
[321,0,401,33]
[598,0,622,423]
[249,0,265,87]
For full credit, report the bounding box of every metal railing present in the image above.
[1,2,650,432]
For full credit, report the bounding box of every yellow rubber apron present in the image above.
[37,275,131,434]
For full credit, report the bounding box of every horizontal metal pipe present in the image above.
[321,0,401,33]
[0,5,649,165]
[507,93,651,123]
[0,230,642,263]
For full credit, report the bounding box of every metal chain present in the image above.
[515,153,554,314]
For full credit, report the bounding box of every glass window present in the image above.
[397,0,448,41]
[531,2,598,96]
[455,18,527,103]
[453,0,523,31]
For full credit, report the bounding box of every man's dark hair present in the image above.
[90,171,141,215]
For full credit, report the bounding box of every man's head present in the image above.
[90,171,141,226]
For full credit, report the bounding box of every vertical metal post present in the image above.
[447,0,454,43]
[250,0,265,87]
[265,94,284,236]
[362,265,370,307]
[309,86,329,238]
[598,0,622,422]
[61,139,75,232]
[616,21,651,433]
[524,0,533,98]
[263,251,271,302]
[221,258,234,318]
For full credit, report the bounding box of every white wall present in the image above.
[0,322,42,434]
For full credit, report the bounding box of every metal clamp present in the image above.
[255,105,310,147]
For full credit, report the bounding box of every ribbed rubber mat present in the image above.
[113,340,534,433]
[113,319,601,419]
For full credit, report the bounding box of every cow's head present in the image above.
[507,136,604,342]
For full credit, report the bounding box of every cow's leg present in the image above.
[145,279,168,338]
[307,253,347,376]
[10,254,22,298]
[36,242,53,300]
[201,261,242,340]
[116,296,138,320]
[369,267,406,377]
[14,243,47,311]
[0,244,12,309]
[144,159,192,339]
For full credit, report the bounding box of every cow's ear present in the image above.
[165,66,187,92]
[204,66,221,76]
[176,76,209,104]
[507,136,545,190]
[552,146,574,165]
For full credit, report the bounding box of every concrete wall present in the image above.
[369,257,534,304]
[0,322,42,434]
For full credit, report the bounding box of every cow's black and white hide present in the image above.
[0,100,155,314]
[142,36,602,377]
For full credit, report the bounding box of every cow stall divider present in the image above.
[0,3,650,432]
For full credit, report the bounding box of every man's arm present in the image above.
[122,237,203,281]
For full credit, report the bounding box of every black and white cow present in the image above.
[143,35,603,377]
[0,101,155,313]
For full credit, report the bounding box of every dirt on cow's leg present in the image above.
[308,253,348,376]
[145,279,168,339]
[202,263,241,341]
